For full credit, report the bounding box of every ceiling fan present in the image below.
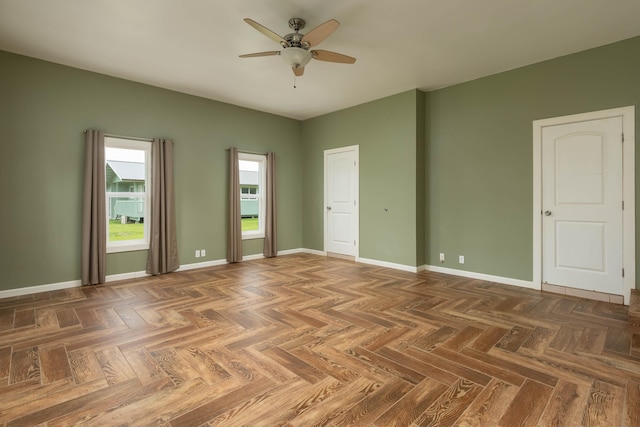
[239,17,356,76]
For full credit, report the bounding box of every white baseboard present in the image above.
[0,249,536,299]
[0,279,82,299]
[422,265,537,290]
[241,253,264,261]
[238,248,309,262]
[0,270,155,299]
[180,248,306,269]
[177,259,227,271]
[0,248,311,298]
[278,248,304,256]
[300,248,327,256]
[358,257,422,273]
[105,270,150,282]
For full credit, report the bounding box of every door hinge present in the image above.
[354,240,356,246]
[622,133,625,143]
[354,200,356,206]
[622,268,625,278]
[622,200,624,210]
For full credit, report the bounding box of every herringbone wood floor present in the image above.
[1,254,639,426]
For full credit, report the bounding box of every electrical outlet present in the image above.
[195,250,201,258]
[439,253,445,263]
[459,255,465,264]
[201,249,206,257]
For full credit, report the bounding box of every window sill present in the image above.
[107,243,149,253]
[242,233,265,241]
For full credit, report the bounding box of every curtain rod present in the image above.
[83,129,168,143]
[226,148,267,156]
[105,133,154,142]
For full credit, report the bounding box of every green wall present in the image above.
[425,36,640,281]
[0,50,302,291]
[1,35,639,293]
[301,90,423,267]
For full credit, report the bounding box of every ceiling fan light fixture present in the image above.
[281,47,312,69]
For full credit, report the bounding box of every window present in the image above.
[239,153,266,239]
[105,137,151,252]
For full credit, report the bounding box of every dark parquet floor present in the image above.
[0,254,639,426]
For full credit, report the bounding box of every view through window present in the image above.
[105,137,151,252]
[239,154,266,238]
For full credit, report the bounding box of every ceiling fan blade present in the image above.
[302,19,340,47]
[239,51,281,58]
[244,18,289,46]
[293,66,305,76]
[311,50,356,64]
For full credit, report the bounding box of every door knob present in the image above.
[326,206,332,211]
[544,210,552,216]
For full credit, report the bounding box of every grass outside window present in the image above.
[108,220,144,241]
[108,218,258,241]
[242,217,258,232]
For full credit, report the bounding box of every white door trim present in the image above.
[324,145,359,259]
[533,106,635,304]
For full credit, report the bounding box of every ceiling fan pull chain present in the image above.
[293,75,297,89]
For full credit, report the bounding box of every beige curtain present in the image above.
[263,152,277,258]
[146,138,180,275]
[227,147,242,262]
[81,129,106,285]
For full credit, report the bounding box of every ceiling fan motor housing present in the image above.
[284,18,309,49]
[284,32,308,48]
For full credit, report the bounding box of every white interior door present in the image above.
[324,146,358,256]
[541,117,623,294]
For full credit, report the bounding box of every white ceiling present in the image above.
[1,0,639,120]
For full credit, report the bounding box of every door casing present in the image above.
[533,106,635,304]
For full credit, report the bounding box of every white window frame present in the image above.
[239,152,266,240]
[105,137,152,253]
